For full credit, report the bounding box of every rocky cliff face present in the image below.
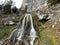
[22,0,46,12]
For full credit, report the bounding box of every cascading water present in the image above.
[28,14,37,45]
[16,15,26,41]
[7,14,30,44]
[3,13,38,45]
[2,0,49,45]
[17,14,37,45]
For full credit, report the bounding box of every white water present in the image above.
[29,14,37,45]
[9,14,29,42]
[17,14,28,41]
[17,14,37,45]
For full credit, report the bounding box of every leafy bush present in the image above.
[48,0,60,5]
[12,7,19,14]
[0,5,2,10]
[3,4,11,14]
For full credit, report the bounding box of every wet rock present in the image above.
[34,38,39,45]
[37,11,54,21]
[4,21,15,25]
[37,14,47,20]
[16,41,20,45]
[23,40,29,45]
[0,40,3,45]
[12,17,15,20]
[46,13,53,20]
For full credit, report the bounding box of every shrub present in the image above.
[48,0,60,5]
[3,4,11,14]
[12,7,19,14]
[0,5,2,10]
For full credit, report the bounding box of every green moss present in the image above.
[39,28,53,45]
[47,35,58,45]
[0,25,16,39]
[0,15,23,39]
[38,22,53,45]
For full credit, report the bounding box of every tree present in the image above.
[3,0,13,14]
[0,5,2,10]
[3,4,11,14]
[12,7,19,14]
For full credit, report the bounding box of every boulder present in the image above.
[4,21,15,25]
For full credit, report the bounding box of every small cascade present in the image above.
[17,14,34,41]
[8,14,29,43]
[17,14,27,41]
[28,14,37,45]
[5,14,38,45]
[16,14,38,45]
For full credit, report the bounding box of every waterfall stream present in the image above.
[7,13,38,45]
[16,15,26,41]
[29,14,37,45]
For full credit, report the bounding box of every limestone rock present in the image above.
[22,0,46,12]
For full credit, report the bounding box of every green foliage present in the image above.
[48,0,60,5]
[0,25,16,39]
[12,7,19,14]
[38,21,59,45]
[0,5,2,10]
[0,26,10,38]
[40,30,53,45]
[3,4,11,14]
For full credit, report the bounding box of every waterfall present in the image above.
[8,14,29,42]
[8,13,38,45]
[29,14,37,45]
[16,16,26,41]
[17,14,29,41]
[3,0,41,44]
[15,13,37,44]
